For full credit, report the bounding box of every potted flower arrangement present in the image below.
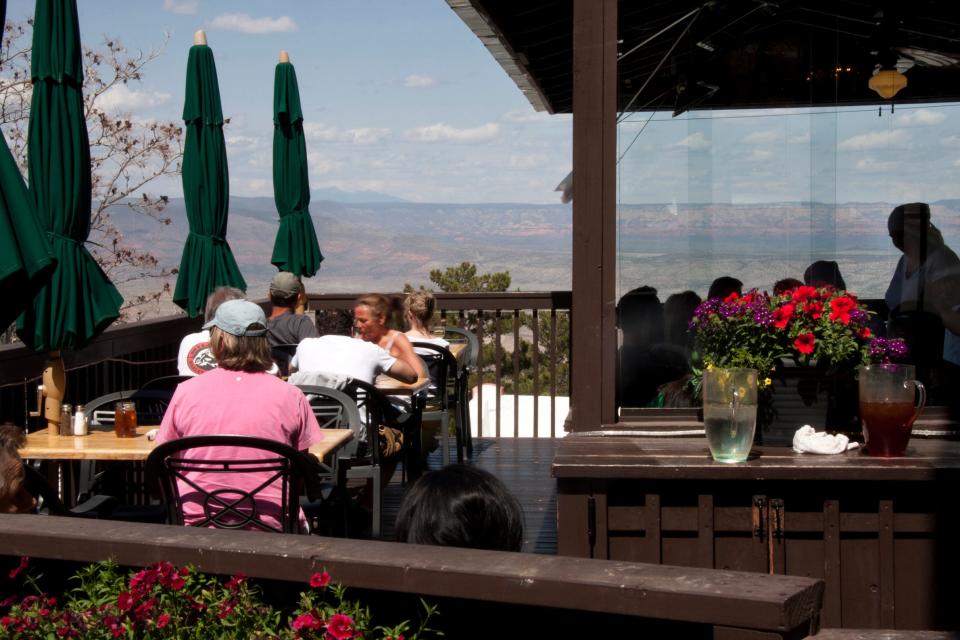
[689,285,908,440]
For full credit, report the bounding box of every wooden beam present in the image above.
[571,0,617,429]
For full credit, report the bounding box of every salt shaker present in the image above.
[59,403,73,436]
[73,404,88,436]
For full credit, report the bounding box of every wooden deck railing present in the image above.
[0,292,572,436]
[0,514,824,638]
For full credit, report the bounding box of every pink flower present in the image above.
[325,613,355,640]
[156,614,171,629]
[8,556,29,579]
[309,571,331,589]
[794,333,816,355]
[292,613,323,631]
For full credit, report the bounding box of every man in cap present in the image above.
[266,272,318,347]
[157,299,323,531]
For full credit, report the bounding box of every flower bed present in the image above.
[1,557,436,639]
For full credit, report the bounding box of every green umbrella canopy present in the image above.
[173,42,246,318]
[271,59,322,277]
[16,0,122,352]
[0,0,56,330]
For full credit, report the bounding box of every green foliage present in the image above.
[0,559,438,639]
[427,262,511,293]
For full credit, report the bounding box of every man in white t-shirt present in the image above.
[177,286,246,376]
[289,334,417,384]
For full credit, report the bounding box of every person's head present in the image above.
[616,286,663,346]
[663,290,701,347]
[203,299,272,372]
[773,278,803,295]
[354,294,392,343]
[707,276,742,301]
[0,424,34,514]
[203,286,246,323]
[803,261,846,290]
[269,272,304,310]
[888,202,943,256]
[395,464,523,552]
[403,290,436,331]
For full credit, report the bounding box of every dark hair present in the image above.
[616,286,663,345]
[269,290,299,309]
[663,290,701,348]
[803,261,846,290]
[773,278,803,295]
[707,276,742,301]
[395,465,523,552]
[204,287,245,323]
[209,326,273,372]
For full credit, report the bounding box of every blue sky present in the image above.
[4,0,572,204]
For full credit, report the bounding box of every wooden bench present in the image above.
[0,514,823,638]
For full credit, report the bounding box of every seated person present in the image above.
[177,286,245,376]
[404,290,450,353]
[0,424,35,514]
[663,290,700,350]
[395,464,523,551]
[266,272,318,347]
[707,276,742,301]
[773,278,802,295]
[804,260,846,290]
[355,294,427,380]
[157,300,323,531]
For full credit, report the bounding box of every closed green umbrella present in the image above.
[16,0,122,352]
[271,53,322,277]
[0,0,56,330]
[173,32,246,318]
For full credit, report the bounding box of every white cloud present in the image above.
[508,153,549,169]
[225,135,261,150]
[501,109,557,124]
[742,131,778,145]
[231,177,271,196]
[341,128,390,145]
[789,132,811,144]
[163,0,198,15]
[403,74,436,89]
[302,123,340,142]
[855,157,896,172]
[837,129,909,150]
[941,135,960,148]
[307,152,341,175]
[746,149,772,161]
[669,132,711,150]
[894,109,945,127]
[407,122,499,143]
[210,14,297,34]
[953,158,960,167]
[97,84,171,112]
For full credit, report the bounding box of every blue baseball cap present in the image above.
[202,299,267,337]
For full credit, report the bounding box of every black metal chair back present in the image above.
[271,343,299,377]
[139,375,191,393]
[145,435,315,533]
[85,389,178,427]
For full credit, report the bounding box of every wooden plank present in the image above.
[699,494,715,567]
[878,500,895,628]
[0,514,824,632]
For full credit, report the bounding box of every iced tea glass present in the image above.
[114,401,138,438]
[858,364,925,457]
[702,367,758,463]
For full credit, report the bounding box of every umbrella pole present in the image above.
[30,351,65,434]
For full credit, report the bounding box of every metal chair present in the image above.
[271,343,299,377]
[85,388,177,427]
[138,375,191,393]
[443,326,479,459]
[411,341,459,465]
[145,435,320,534]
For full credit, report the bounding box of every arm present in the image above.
[388,332,428,379]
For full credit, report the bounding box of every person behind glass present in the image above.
[707,276,742,301]
[0,424,35,514]
[617,286,675,407]
[266,272,318,348]
[885,203,960,369]
[355,294,427,380]
[804,260,846,290]
[177,286,246,377]
[773,278,803,295]
[157,300,323,531]
[395,464,523,552]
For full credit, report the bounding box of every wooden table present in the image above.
[21,427,354,463]
[552,435,960,630]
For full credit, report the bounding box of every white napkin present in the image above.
[146,428,159,441]
[792,425,859,454]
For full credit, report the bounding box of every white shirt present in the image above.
[407,335,450,356]
[177,330,217,377]
[291,335,397,384]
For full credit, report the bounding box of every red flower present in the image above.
[309,571,331,589]
[741,293,755,304]
[292,613,323,631]
[829,296,856,324]
[8,556,28,579]
[860,327,872,338]
[723,292,739,303]
[116,593,134,612]
[156,614,171,629]
[794,333,816,355]
[1,616,16,627]
[803,301,823,319]
[325,613,355,640]
[169,575,185,591]
[225,574,247,591]
[791,286,818,303]
[772,303,796,329]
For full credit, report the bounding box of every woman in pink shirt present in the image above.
[157,300,322,531]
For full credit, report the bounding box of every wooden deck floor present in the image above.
[381,438,559,554]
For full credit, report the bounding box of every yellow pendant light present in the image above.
[869,69,908,99]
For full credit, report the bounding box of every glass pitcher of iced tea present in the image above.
[858,364,925,457]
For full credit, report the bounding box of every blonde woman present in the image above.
[404,290,449,352]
